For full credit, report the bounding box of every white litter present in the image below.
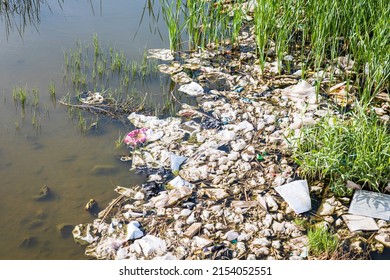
[178,82,204,96]
[348,190,390,221]
[275,180,312,214]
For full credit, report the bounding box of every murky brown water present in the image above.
[0,0,169,259]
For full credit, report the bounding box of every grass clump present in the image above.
[308,225,339,259]
[294,105,390,195]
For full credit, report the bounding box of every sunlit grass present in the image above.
[294,104,390,195]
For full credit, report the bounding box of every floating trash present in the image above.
[171,71,192,84]
[275,180,311,214]
[158,62,182,75]
[79,91,104,105]
[147,49,174,61]
[123,128,150,147]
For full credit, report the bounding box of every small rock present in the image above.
[346,180,362,190]
[32,185,51,201]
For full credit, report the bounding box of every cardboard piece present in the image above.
[275,180,311,214]
[348,190,390,221]
[342,214,379,232]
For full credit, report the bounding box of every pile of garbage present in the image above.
[72,12,390,260]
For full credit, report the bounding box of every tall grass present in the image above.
[252,0,389,99]
[158,0,389,99]
[294,104,390,195]
[159,0,246,50]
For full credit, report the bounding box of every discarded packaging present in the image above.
[79,91,104,105]
[342,214,379,232]
[131,235,167,257]
[275,180,311,214]
[178,81,204,96]
[126,221,144,240]
[123,128,150,147]
[348,190,390,221]
[281,80,317,106]
[170,154,188,173]
[167,176,193,189]
[158,62,182,75]
[147,49,174,61]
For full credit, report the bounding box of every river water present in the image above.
[0,0,170,259]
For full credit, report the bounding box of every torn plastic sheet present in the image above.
[275,180,311,214]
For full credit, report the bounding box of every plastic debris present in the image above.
[342,215,379,232]
[167,176,193,189]
[158,62,182,75]
[171,72,192,84]
[348,190,390,221]
[281,80,317,106]
[275,180,312,214]
[170,154,188,174]
[201,117,223,130]
[127,112,181,130]
[147,49,174,61]
[328,82,356,107]
[178,81,204,96]
[72,224,98,245]
[131,235,167,257]
[256,154,264,161]
[126,221,144,240]
[123,128,150,147]
[79,91,104,105]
